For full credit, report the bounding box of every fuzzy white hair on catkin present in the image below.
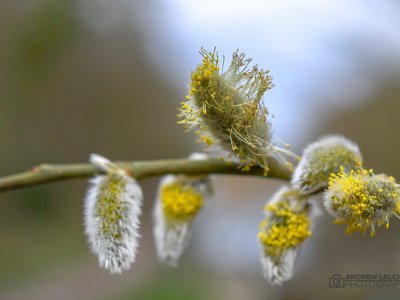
[291,135,362,194]
[153,175,191,267]
[89,154,112,172]
[153,174,210,267]
[307,135,361,155]
[322,188,344,219]
[260,248,298,286]
[260,186,316,286]
[188,152,209,161]
[84,174,143,274]
[265,185,319,229]
[264,186,306,213]
[153,198,191,267]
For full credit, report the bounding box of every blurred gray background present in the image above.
[0,0,400,299]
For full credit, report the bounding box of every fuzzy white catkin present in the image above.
[153,153,210,266]
[260,187,298,285]
[154,173,211,266]
[153,175,188,266]
[84,154,143,274]
[259,186,317,286]
[153,190,191,266]
[291,135,362,194]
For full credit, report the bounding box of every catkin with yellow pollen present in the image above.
[324,166,400,236]
[179,48,297,174]
[291,135,363,194]
[153,153,212,267]
[258,187,312,286]
[161,182,204,220]
[84,154,143,274]
[259,201,311,259]
[96,173,127,238]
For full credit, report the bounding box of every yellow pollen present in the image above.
[189,55,219,97]
[178,48,276,173]
[96,173,127,239]
[161,182,204,220]
[258,201,311,258]
[327,167,399,236]
[200,135,214,146]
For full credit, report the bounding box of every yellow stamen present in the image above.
[161,182,204,220]
[258,201,311,258]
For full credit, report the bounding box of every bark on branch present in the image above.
[0,157,293,193]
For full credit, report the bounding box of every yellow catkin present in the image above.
[327,167,399,236]
[178,48,285,174]
[258,201,311,258]
[189,53,220,97]
[161,182,204,220]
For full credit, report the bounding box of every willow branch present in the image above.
[0,157,293,193]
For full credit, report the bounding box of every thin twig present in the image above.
[0,157,293,193]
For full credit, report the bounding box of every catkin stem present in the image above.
[0,157,293,193]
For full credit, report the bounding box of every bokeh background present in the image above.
[1,0,400,299]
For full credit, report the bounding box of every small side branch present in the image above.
[0,157,293,193]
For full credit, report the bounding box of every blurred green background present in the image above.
[0,0,400,299]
